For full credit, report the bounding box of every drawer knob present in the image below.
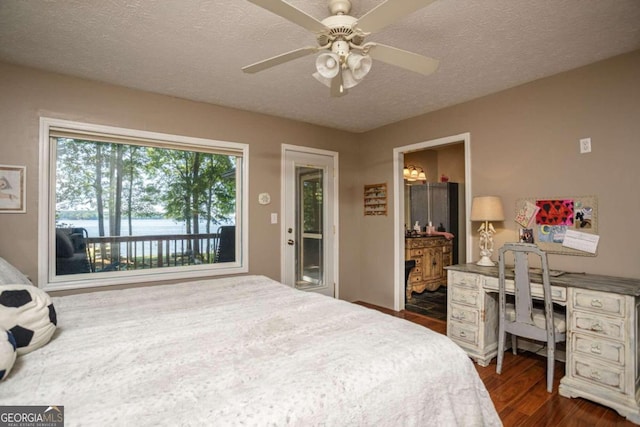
[590,322,603,332]
[590,299,603,308]
[590,344,602,354]
[452,312,466,320]
[459,331,467,338]
[590,370,601,381]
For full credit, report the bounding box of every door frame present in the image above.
[280,144,340,298]
[392,133,472,311]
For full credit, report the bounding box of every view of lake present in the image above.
[58,218,223,237]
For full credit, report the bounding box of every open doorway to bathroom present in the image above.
[392,133,472,317]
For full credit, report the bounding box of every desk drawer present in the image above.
[483,276,566,302]
[573,334,625,366]
[449,304,479,326]
[569,357,625,393]
[449,323,478,346]
[450,286,480,308]
[449,271,479,289]
[572,289,625,317]
[572,311,625,341]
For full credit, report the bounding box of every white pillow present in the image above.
[0,257,31,285]
[0,284,57,355]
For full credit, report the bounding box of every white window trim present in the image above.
[38,117,249,291]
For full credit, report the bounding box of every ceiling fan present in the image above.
[242,0,440,97]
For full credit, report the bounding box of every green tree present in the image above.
[148,148,236,258]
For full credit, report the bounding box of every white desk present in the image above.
[446,264,640,424]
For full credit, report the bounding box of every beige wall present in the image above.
[2,49,639,308]
[0,62,363,300]
[436,144,465,184]
[356,49,640,308]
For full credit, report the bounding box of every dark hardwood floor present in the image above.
[355,301,636,427]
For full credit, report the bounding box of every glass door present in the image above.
[296,167,323,289]
[282,146,337,297]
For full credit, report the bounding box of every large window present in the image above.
[39,118,248,290]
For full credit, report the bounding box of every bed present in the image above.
[0,275,501,426]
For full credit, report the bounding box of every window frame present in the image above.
[38,117,249,291]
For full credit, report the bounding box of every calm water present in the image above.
[58,218,229,258]
[58,218,221,237]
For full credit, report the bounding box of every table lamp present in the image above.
[470,196,505,266]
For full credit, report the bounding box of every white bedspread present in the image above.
[0,275,501,426]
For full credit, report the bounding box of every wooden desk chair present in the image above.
[496,243,566,392]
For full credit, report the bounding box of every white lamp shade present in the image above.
[342,69,362,89]
[470,196,505,221]
[314,70,360,91]
[312,72,332,88]
[346,53,372,80]
[316,53,340,79]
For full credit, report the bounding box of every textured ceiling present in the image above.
[0,0,639,133]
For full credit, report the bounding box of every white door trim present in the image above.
[281,144,340,298]
[392,133,472,311]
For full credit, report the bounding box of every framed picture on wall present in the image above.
[0,165,26,213]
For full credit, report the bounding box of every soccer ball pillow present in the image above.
[0,328,17,380]
[0,285,57,355]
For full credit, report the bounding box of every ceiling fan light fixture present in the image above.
[341,68,361,89]
[315,52,341,78]
[313,71,347,96]
[243,0,440,97]
[312,71,332,88]
[346,53,372,80]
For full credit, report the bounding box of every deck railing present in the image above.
[85,232,222,271]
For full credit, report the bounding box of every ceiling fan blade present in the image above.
[242,46,318,74]
[366,43,439,76]
[330,71,347,97]
[356,0,437,33]
[246,0,328,34]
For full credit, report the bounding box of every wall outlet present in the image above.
[270,213,278,224]
[579,138,592,154]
